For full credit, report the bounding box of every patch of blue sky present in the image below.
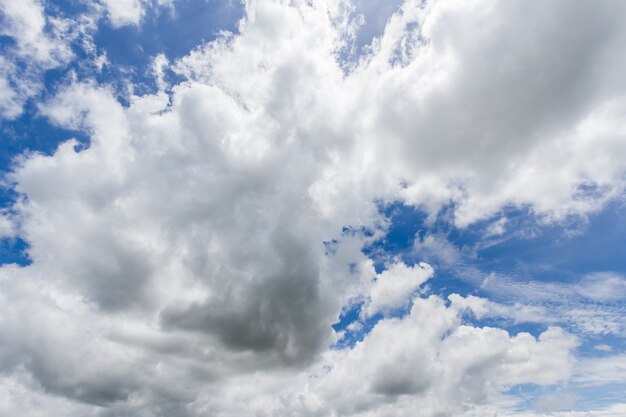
[0,236,30,266]
[338,0,404,67]
[46,0,90,16]
[507,382,626,413]
[505,383,560,412]
[0,33,16,51]
[362,202,429,272]
[573,384,626,410]
[351,0,404,50]
[469,201,626,283]
[331,300,371,349]
[575,338,624,365]
[370,200,626,292]
[346,200,626,351]
[331,297,419,349]
[92,0,242,95]
[362,202,477,295]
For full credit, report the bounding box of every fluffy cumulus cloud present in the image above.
[1,0,626,416]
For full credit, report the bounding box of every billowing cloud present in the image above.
[1,0,626,416]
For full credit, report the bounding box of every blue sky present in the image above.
[1,1,625,417]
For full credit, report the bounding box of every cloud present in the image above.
[413,233,461,266]
[364,261,433,316]
[485,217,508,237]
[293,298,578,417]
[534,393,578,412]
[98,0,146,27]
[576,272,626,302]
[1,0,626,416]
[0,0,95,118]
[0,0,71,64]
[471,270,626,337]
[449,293,549,325]
[573,354,626,388]
[363,0,626,225]
[594,344,613,352]
[143,294,578,417]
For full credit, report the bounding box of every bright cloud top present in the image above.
[1,1,626,416]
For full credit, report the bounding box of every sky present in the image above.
[0,1,625,416]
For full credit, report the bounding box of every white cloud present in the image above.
[574,354,626,386]
[449,293,548,324]
[534,393,578,412]
[99,0,145,27]
[485,217,507,237]
[365,261,433,315]
[472,270,626,337]
[0,0,71,64]
[576,272,626,302]
[1,0,626,416]
[413,233,461,266]
[0,0,94,118]
[0,60,27,119]
[346,0,626,226]
[594,344,613,352]
[151,53,170,90]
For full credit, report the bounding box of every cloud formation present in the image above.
[1,0,626,416]
[0,0,75,118]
